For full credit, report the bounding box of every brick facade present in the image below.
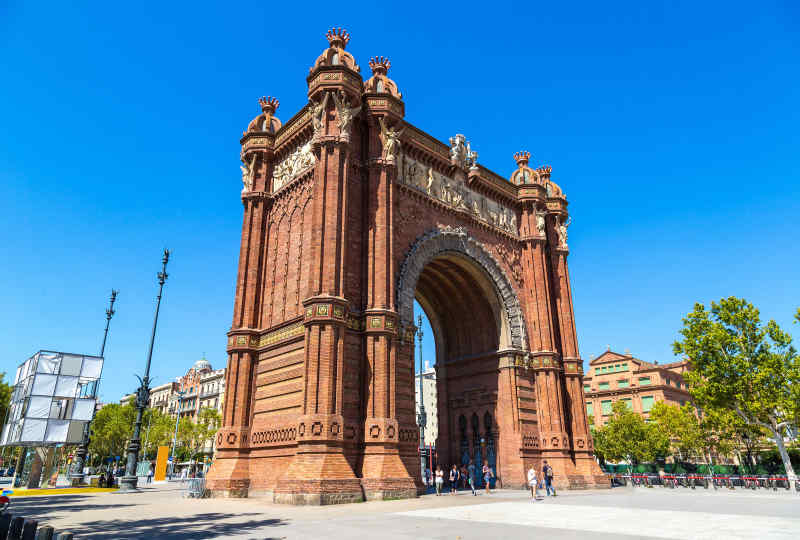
[206,28,606,503]
[583,350,692,427]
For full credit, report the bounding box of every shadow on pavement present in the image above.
[63,512,286,539]
[10,495,136,518]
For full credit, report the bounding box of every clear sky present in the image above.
[1,2,798,403]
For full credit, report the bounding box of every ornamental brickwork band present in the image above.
[206,27,607,504]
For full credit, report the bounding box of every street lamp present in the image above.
[169,389,186,478]
[119,249,170,492]
[70,289,118,485]
[417,315,427,449]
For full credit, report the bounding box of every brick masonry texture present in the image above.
[206,30,606,503]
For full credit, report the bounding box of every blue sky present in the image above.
[1,2,798,402]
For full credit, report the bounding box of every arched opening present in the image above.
[411,250,509,489]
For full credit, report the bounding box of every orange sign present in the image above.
[155,446,169,481]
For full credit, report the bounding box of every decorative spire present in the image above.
[258,96,279,115]
[326,27,350,49]
[513,151,530,167]
[369,56,391,76]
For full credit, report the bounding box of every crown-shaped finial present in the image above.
[326,27,350,48]
[369,56,391,75]
[514,151,531,166]
[258,96,279,114]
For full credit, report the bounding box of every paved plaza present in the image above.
[10,483,800,539]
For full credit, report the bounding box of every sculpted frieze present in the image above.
[398,154,517,235]
[273,141,315,191]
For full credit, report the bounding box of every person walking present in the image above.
[460,465,469,489]
[449,465,459,495]
[435,465,444,496]
[468,465,477,496]
[527,465,539,501]
[482,461,493,495]
[542,460,556,496]
[146,463,154,484]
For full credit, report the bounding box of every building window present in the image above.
[621,363,628,371]
[622,398,633,410]
[583,384,590,392]
[639,377,651,386]
[617,379,629,388]
[601,400,612,416]
[586,402,593,417]
[641,396,655,412]
[598,382,610,390]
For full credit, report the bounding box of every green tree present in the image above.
[89,402,136,464]
[650,402,704,462]
[0,373,12,426]
[674,297,800,481]
[194,407,221,456]
[591,401,669,474]
[141,409,176,459]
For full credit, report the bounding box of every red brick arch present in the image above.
[396,226,528,351]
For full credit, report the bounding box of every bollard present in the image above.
[21,519,38,540]
[0,513,12,538]
[35,525,54,540]
[55,532,73,540]
[9,515,25,539]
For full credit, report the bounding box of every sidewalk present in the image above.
[8,483,799,539]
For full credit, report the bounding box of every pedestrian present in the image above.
[542,460,556,496]
[460,465,468,489]
[147,463,154,484]
[467,460,476,491]
[449,465,459,495]
[482,461,493,495]
[468,465,476,496]
[435,465,444,496]
[527,465,539,501]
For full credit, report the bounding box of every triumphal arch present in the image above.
[207,29,606,503]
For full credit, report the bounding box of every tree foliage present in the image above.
[88,403,221,464]
[591,401,670,470]
[174,408,221,461]
[674,297,800,480]
[0,373,12,427]
[649,402,704,462]
[89,402,136,461]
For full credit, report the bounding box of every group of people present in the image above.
[424,459,558,500]
[527,460,557,501]
[427,460,495,496]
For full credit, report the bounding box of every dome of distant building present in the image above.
[192,358,212,372]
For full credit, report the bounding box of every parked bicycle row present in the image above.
[610,473,800,491]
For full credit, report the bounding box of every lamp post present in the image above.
[119,249,170,492]
[70,289,118,485]
[416,315,427,450]
[169,390,186,478]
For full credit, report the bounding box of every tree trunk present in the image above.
[771,428,796,482]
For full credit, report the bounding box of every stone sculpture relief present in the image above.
[273,141,315,191]
[379,117,404,162]
[309,92,330,140]
[332,90,361,139]
[240,152,256,193]
[449,134,478,170]
[557,216,572,247]
[535,209,546,235]
[399,154,516,235]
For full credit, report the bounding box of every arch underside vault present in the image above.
[396,227,528,353]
